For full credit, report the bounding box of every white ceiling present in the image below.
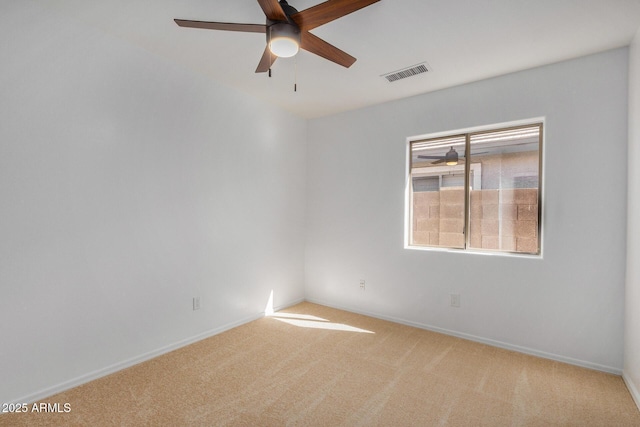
[45,0,640,119]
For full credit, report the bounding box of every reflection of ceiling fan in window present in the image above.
[418,147,487,166]
[418,147,463,165]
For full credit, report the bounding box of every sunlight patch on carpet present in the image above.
[269,312,329,322]
[271,317,375,334]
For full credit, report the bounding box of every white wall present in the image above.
[625,28,640,409]
[1,0,634,406]
[0,3,306,403]
[305,48,629,372]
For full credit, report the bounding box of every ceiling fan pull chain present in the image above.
[268,26,272,78]
[294,55,298,92]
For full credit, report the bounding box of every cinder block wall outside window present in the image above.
[413,188,538,252]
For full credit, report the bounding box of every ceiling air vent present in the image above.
[382,63,430,83]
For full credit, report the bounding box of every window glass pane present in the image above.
[467,125,540,254]
[441,173,465,188]
[410,135,466,249]
[412,176,439,192]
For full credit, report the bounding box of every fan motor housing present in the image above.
[267,22,300,41]
[265,0,300,40]
[279,0,298,18]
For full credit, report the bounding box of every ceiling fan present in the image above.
[174,0,380,73]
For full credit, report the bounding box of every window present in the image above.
[407,123,542,255]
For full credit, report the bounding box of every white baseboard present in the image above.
[623,372,640,412]
[11,296,624,405]
[305,298,623,375]
[10,298,305,405]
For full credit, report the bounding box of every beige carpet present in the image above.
[2,302,639,426]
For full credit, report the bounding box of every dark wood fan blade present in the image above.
[291,0,380,31]
[300,32,355,68]
[256,46,277,73]
[417,155,445,159]
[174,19,267,33]
[257,0,288,21]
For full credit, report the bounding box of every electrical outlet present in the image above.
[193,297,201,311]
[359,279,366,290]
[450,294,460,308]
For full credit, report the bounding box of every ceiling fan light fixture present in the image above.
[268,22,300,58]
[445,147,459,165]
